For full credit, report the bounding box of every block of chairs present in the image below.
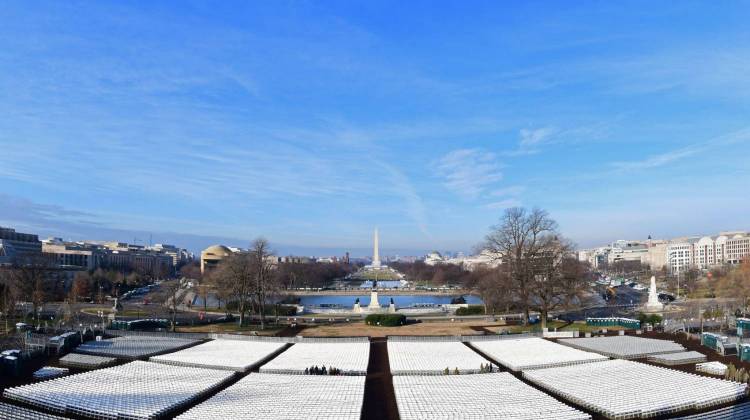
[523,359,747,419]
[647,351,707,366]
[673,401,750,419]
[558,335,685,359]
[469,337,608,371]
[74,335,200,359]
[32,367,68,380]
[388,339,493,375]
[176,373,365,420]
[259,341,369,375]
[59,353,117,369]
[3,360,235,419]
[150,338,288,372]
[393,373,591,420]
[696,361,728,376]
[0,402,67,419]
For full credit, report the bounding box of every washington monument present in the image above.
[372,228,381,268]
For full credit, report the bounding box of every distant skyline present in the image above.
[1,2,749,255]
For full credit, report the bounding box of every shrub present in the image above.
[636,312,662,325]
[455,305,485,316]
[265,304,297,316]
[365,313,406,326]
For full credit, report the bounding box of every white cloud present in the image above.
[519,127,557,148]
[436,149,504,199]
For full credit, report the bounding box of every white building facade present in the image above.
[665,232,750,273]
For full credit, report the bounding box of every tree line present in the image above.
[0,253,167,330]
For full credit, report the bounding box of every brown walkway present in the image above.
[361,338,399,420]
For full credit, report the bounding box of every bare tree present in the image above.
[474,267,513,315]
[213,253,254,326]
[484,207,558,324]
[0,268,18,334]
[718,259,750,313]
[197,282,210,313]
[163,280,181,332]
[248,238,278,330]
[529,236,589,329]
[12,254,55,326]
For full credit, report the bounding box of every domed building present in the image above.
[200,244,232,274]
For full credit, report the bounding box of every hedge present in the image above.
[365,314,406,326]
[455,305,485,316]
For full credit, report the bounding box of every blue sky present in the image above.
[0,1,749,256]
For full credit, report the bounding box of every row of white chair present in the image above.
[32,367,68,380]
[470,337,608,371]
[393,373,591,420]
[150,339,287,372]
[59,353,117,369]
[558,335,685,359]
[75,335,200,359]
[696,361,728,376]
[4,361,234,419]
[0,402,66,420]
[388,340,493,375]
[260,342,369,375]
[523,359,746,419]
[176,373,366,420]
[647,351,707,366]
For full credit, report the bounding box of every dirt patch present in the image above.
[300,320,505,337]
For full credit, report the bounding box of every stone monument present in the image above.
[369,279,381,309]
[388,297,396,313]
[644,276,663,312]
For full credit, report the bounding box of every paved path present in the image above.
[361,338,399,420]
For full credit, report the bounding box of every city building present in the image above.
[423,249,500,271]
[41,237,176,275]
[578,238,668,271]
[148,244,192,267]
[580,231,750,274]
[200,245,233,273]
[277,256,312,264]
[667,232,750,273]
[42,238,100,270]
[0,226,42,265]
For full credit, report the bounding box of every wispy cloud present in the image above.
[483,198,522,210]
[0,193,100,228]
[490,186,526,197]
[519,127,557,148]
[436,149,504,199]
[376,161,430,236]
[611,127,750,171]
[611,146,700,171]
